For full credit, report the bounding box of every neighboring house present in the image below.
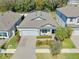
[68,0,79,4]
[56,6,79,35]
[0,11,24,39]
[18,11,57,36]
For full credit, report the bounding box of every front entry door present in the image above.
[52,29,55,33]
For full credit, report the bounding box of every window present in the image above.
[3,33,7,37]
[0,32,7,37]
[41,29,50,33]
[0,33,2,36]
[42,29,47,33]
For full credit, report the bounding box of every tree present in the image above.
[55,26,65,41]
[0,0,69,12]
[55,26,73,41]
[35,0,45,10]
[66,26,73,38]
[49,40,61,56]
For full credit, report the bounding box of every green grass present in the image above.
[64,53,79,59]
[36,53,52,59]
[0,54,13,59]
[36,53,79,59]
[3,31,20,49]
[61,38,75,48]
[36,40,52,48]
[37,35,52,39]
[6,32,20,49]
[36,38,75,49]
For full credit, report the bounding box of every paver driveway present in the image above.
[11,36,36,59]
[71,35,79,48]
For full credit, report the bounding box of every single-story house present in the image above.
[68,0,79,4]
[18,11,57,36]
[0,11,24,39]
[56,6,79,35]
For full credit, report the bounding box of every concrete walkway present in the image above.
[10,36,36,59]
[36,49,50,53]
[71,35,79,48]
[36,49,79,53]
[1,48,79,54]
[1,49,16,53]
[61,49,79,53]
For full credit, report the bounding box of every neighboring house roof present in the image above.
[69,0,79,3]
[18,11,57,29]
[57,6,79,17]
[0,11,22,31]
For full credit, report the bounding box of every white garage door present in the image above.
[72,30,79,35]
[20,29,39,36]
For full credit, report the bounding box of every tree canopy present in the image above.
[0,0,68,12]
[55,26,72,41]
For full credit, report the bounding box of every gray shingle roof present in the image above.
[18,11,57,29]
[57,6,79,17]
[0,11,22,31]
[69,0,79,3]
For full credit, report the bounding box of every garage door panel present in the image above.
[21,29,39,36]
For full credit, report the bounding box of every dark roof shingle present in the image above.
[0,11,22,31]
[18,11,57,29]
[57,6,79,17]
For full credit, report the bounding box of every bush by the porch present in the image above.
[37,35,52,39]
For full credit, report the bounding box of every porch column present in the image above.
[6,32,9,39]
[12,30,15,36]
[40,29,42,36]
[50,29,52,35]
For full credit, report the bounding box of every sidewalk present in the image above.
[36,49,50,53]
[36,49,79,53]
[0,49,16,53]
[61,49,79,53]
[1,49,79,54]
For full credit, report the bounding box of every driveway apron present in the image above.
[11,36,36,59]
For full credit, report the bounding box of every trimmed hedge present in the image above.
[37,35,52,39]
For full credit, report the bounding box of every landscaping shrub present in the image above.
[0,43,8,49]
[36,40,43,46]
[37,35,52,39]
[49,40,61,56]
[36,40,52,46]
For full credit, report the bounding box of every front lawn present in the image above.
[36,40,52,48]
[36,53,79,59]
[61,38,75,48]
[36,53,52,59]
[36,38,75,49]
[0,54,13,59]
[0,31,20,49]
[6,31,20,49]
[64,53,79,59]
